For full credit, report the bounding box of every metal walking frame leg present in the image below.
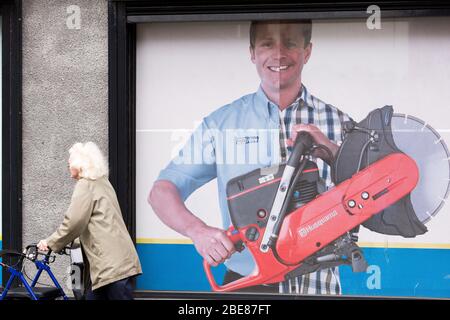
[18,273,39,300]
[30,267,44,287]
[34,261,69,300]
[0,267,17,300]
[0,266,38,300]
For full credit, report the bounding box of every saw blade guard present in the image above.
[333,106,449,237]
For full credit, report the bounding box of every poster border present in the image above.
[108,0,450,299]
[1,0,22,287]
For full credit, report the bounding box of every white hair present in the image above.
[69,142,109,180]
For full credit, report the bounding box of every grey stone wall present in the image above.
[22,0,108,294]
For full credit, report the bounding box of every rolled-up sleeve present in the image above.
[157,119,217,201]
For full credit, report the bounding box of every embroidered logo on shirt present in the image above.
[234,136,259,145]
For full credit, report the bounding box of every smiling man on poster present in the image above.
[149,19,353,294]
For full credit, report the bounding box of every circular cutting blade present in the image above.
[391,114,450,224]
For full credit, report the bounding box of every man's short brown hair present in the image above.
[249,19,312,49]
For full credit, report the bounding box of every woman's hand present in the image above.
[37,239,49,252]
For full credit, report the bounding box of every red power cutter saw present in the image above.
[204,105,450,292]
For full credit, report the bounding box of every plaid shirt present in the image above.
[277,85,351,295]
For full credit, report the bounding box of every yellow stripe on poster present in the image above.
[357,242,450,249]
[137,238,193,245]
[136,238,450,249]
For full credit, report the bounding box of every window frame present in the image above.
[108,0,450,299]
[1,0,22,286]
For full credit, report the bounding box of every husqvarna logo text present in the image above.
[299,210,339,238]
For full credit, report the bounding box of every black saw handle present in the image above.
[287,131,314,167]
[267,131,314,248]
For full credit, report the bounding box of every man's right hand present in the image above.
[149,181,236,266]
[188,224,236,267]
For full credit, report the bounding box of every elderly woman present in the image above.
[37,142,142,300]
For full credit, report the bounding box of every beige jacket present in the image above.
[46,177,142,290]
